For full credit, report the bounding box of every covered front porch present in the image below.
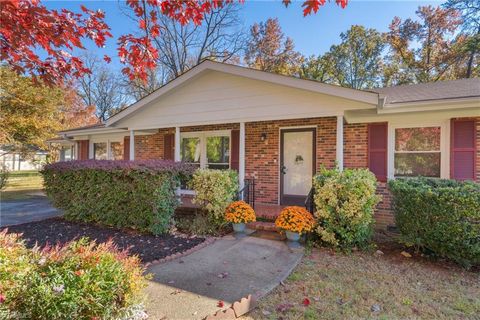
[126,115,345,207]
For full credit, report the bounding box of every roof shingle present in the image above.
[373,78,480,105]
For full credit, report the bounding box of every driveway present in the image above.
[0,196,62,227]
[145,234,304,319]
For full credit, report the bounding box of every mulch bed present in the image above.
[1,217,205,263]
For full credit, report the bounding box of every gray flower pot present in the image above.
[232,223,246,233]
[285,231,301,242]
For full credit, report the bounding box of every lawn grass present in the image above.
[245,239,480,320]
[1,170,44,201]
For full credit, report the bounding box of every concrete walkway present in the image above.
[0,196,62,227]
[145,234,303,319]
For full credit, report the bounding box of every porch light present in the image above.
[260,133,267,141]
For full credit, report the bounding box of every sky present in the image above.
[44,0,442,71]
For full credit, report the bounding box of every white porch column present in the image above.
[129,130,135,160]
[239,122,246,190]
[74,142,79,160]
[174,126,181,162]
[336,115,344,171]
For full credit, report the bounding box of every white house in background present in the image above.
[0,147,48,171]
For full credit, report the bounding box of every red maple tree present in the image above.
[1,0,348,84]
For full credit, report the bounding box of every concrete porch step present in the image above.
[247,221,278,232]
[254,203,285,221]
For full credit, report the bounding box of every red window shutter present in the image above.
[368,123,388,182]
[451,119,476,180]
[124,137,130,161]
[77,140,89,160]
[230,129,240,171]
[164,133,175,160]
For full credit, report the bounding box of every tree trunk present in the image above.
[466,49,475,78]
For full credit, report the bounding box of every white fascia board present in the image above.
[379,97,480,114]
[345,107,480,124]
[60,128,127,136]
[106,61,379,127]
[66,129,157,140]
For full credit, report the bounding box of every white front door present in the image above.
[280,129,315,205]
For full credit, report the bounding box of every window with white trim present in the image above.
[394,126,441,178]
[180,131,230,169]
[93,142,107,160]
[60,146,74,161]
[92,139,124,160]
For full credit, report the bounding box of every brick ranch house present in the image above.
[55,61,480,229]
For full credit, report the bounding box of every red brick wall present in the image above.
[134,128,175,160]
[344,123,368,169]
[245,117,337,204]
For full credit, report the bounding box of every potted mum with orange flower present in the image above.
[275,206,315,241]
[225,201,256,233]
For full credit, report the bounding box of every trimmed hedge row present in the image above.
[42,160,194,235]
[389,178,480,268]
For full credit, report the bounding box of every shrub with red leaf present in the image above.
[0,230,147,319]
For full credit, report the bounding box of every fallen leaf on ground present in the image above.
[302,298,311,306]
[401,251,412,258]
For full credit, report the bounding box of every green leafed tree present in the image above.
[323,25,386,89]
[298,54,333,83]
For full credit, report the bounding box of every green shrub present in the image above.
[41,160,194,235]
[389,178,480,268]
[313,167,381,250]
[0,164,9,190]
[0,230,147,320]
[188,169,239,225]
[175,213,227,236]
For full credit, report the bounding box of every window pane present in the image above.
[394,153,441,177]
[207,136,229,167]
[181,137,200,163]
[61,147,73,161]
[110,142,124,160]
[395,127,440,151]
[94,142,107,160]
